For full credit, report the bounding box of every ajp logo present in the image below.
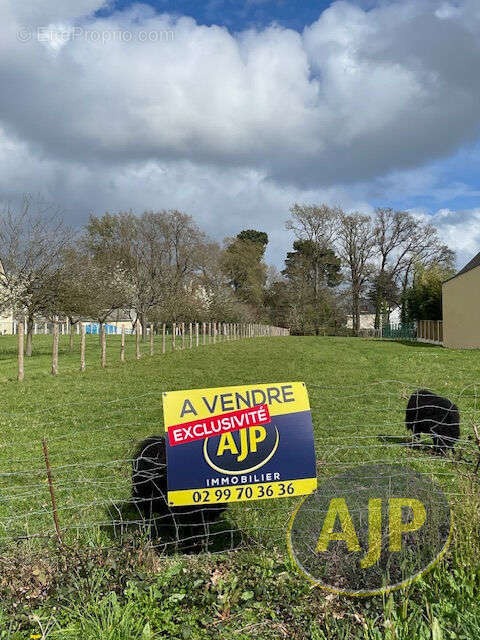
[287,464,452,596]
[163,382,317,506]
[203,424,280,473]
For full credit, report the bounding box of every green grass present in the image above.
[0,334,480,638]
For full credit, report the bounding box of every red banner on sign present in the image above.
[168,404,271,446]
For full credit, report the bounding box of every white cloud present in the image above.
[1,0,480,183]
[0,0,479,268]
[430,208,480,265]
[3,1,108,25]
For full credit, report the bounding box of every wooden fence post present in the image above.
[80,324,86,371]
[42,439,62,543]
[136,323,141,360]
[150,323,154,356]
[172,323,176,351]
[162,323,166,354]
[68,322,74,352]
[51,320,59,376]
[120,326,125,362]
[17,321,24,382]
[101,324,107,368]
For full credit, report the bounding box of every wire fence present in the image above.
[1,320,289,381]
[0,379,478,555]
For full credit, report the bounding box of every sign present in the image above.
[163,381,317,506]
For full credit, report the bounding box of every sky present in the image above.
[1,0,480,269]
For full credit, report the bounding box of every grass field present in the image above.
[1,334,480,639]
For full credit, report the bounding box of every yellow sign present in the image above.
[162,382,317,506]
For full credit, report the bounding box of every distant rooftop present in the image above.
[445,251,480,283]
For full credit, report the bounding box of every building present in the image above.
[442,251,480,349]
[346,303,401,330]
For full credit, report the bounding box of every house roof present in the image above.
[444,251,480,283]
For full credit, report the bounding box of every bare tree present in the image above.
[286,204,341,248]
[337,213,376,335]
[371,209,455,326]
[371,208,418,328]
[397,224,455,322]
[0,196,73,356]
[53,248,129,334]
[86,210,208,337]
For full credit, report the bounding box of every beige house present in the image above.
[442,251,480,349]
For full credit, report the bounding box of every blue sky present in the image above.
[97,0,338,32]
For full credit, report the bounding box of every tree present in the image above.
[284,240,341,288]
[86,210,207,336]
[236,230,268,254]
[194,241,245,321]
[281,239,342,335]
[337,213,376,335]
[398,231,455,323]
[221,231,268,312]
[368,270,400,325]
[284,205,343,335]
[286,204,341,247]
[405,263,455,321]
[264,278,290,327]
[0,196,73,356]
[53,245,130,333]
[371,208,419,329]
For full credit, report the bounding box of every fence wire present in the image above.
[0,380,479,554]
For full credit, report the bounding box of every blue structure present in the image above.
[85,323,118,335]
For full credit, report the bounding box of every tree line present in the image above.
[268,204,455,335]
[0,196,455,354]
